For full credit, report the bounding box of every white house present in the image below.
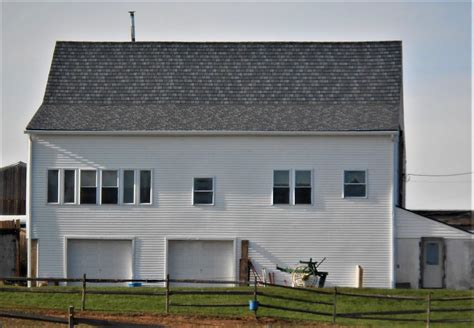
[25,41,470,289]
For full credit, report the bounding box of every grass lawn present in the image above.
[0,285,472,327]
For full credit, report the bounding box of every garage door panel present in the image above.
[168,240,234,286]
[67,239,132,285]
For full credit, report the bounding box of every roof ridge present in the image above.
[55,40,402,45]
[0,161,26,170]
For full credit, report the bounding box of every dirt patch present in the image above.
[0,308,340,327]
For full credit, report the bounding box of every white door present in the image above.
[67,239,133,285]
[422,238,444,288]
[168,240,234,286]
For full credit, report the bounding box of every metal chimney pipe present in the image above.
[129,11,136,42]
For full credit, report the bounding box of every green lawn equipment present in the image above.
[276,257,328,288]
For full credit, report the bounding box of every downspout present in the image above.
[391,133,400,288]
[26,135,33,287]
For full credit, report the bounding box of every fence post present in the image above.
[165,274,170,314]
[81,274,86,311]
[253,275,258,319]
[332,287,337,323]
[426,292,431,328]
[68,306,74,328]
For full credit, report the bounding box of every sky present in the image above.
[0,1,472,210]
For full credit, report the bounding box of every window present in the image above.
[47,169,59,203]
[426,243,439,265]
[344,170,367,198]
[193,177,214,205]
[80,170,97,204]
[139,170,152,204]
[295,170,312,204]
[273,170,290,204]
[63,170,76,203]
[122,170,135,204]
[101,170,118,204]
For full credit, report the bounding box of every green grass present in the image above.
[0,285,472,327]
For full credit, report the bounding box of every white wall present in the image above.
[30,134,395,287]
[396,208,471,239]
[395,208,473,289]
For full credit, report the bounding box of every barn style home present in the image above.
[25,41,471,289]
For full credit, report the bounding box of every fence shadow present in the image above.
[0,276,472,327]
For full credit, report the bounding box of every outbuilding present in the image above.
[396,207,473,289]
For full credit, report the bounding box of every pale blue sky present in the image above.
[1,1,471,209]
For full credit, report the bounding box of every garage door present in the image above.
[67,239,133,285]
[168,240,234,285]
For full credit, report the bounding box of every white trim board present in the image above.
[25,130,399,137]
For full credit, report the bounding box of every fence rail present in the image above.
[0,275,472,327]
[0,307,160,328]
[259,303,333,317]
[258,291,333,306]
[0,310,69,325]
[336,290,424,301]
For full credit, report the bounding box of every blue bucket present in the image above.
[128,282,142,287]
[249,300,259,311]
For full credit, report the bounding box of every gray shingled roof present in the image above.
[27,41,402,132]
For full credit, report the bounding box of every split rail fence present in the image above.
[0,276,472,327]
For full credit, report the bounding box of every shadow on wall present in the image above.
[249,241,293,286]
[446,239,474,289]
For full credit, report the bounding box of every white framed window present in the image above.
[139,170,152,204]
[122,170,136,204]
[63,169,76,204]
[294,170,312,205]
[47,169,59,204]
[343,170,367,198]
[101,170,119,204]
[273,170,290,205]
[193,177,214,205]
[80,170,97,204]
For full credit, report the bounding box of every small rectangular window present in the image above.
[344,170,367,198]
[101,170,118,204]
[273,170,290,204]
[47,169,59,203]
[80,170,97,204]
[123,170,135,204]
[426,242,439,265]
[295,170,312,204]
[139,170,152,204]
[193,177,214,205]
[64,170,76,203]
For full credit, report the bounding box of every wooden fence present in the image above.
[0,276,472,327]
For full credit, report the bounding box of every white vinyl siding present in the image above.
[31,134,394,287]
[395,208,471,239]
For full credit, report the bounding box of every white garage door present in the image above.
[168,240,235,285]
[67,239,133,285]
